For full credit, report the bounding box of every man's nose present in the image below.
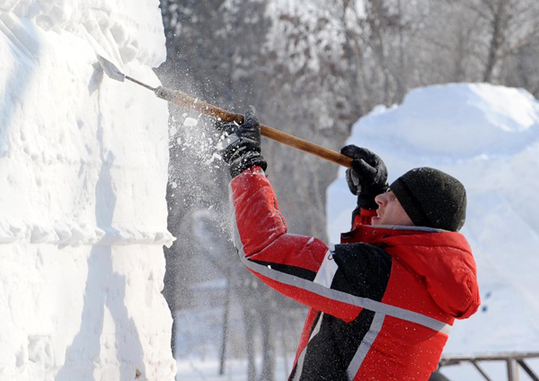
[374,194,385,206]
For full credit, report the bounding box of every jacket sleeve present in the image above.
[229,167,390,322]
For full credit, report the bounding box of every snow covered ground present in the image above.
[0,1,175,380]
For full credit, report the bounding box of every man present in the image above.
[216,106,480,380]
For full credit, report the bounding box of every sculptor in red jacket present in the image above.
[216,107,480,381]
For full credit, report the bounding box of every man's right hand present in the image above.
[215,106,267,178]
[341,145,389,209]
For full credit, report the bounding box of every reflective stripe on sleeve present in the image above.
[240,252,452,335]
[229,180,451,334]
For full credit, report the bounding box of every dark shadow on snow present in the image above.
[57,89,146,380]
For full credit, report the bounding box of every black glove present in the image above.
[216,106,267,177]
[341,145,388,209]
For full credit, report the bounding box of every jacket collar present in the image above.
[341,224,441,245]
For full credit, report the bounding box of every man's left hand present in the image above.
[341,145,388,209]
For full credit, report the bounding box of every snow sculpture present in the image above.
[0,1,176,379]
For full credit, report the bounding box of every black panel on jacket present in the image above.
[289,243,393,380]
[249,259,317,281]
[295,310,377,380]
[331,242,392,301]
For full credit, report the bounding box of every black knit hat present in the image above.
[390,167,467,231]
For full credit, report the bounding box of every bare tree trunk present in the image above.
[258,303,275,381]
[243,307,257,381]
[483,0,508,82]
[366,0,395,103]
[219,276,231,375]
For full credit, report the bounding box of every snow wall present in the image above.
[328,83,539,355]
[0,1,176,380]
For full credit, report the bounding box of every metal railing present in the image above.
[438,352,539,381]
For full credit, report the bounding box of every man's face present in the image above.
[372,191,414,227]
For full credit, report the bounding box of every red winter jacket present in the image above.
[230,167,481,381]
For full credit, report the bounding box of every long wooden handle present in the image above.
[155,87,353,168]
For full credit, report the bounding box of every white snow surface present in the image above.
[1,1,175,380]
[328,82,539,356]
